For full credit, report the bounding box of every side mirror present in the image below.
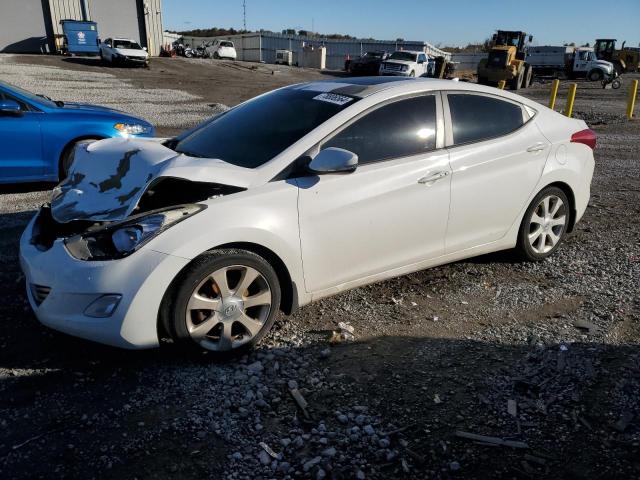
[308,147,358,174]
[528,35,533,42]
[143,46,148,51]
[0,99,22,116]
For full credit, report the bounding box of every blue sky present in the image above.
[163,0,640,47]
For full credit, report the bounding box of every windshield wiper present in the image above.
[37,93,53,101]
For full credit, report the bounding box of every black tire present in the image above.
[409,70,415,77]
[59,138,99,181]
[588,69,604,81]
[523,65,533,88]
[213,52,219,59]
[161,249,281,357]
[511,68,524,90]
[515,186,570,262]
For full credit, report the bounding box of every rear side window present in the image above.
[323,95,437,164]
[448,94,524,145]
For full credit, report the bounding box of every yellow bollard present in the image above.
[627,79,638,119]
[565,83,577,118]
[549,79,560,110]
[497,80,506,90]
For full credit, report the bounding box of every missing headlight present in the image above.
[65,204,205,260]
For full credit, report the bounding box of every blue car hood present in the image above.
[60,102,124,114]
[50,137,257,223]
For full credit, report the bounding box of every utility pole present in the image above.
[243,0,247,31]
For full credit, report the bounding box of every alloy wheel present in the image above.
[185,265,272,351]
[527,195,567,254]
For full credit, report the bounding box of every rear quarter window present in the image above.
[447,93,525,145]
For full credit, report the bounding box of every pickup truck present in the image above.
[527,46,617,82]
[347,51,388,76]
[379,50,431,77]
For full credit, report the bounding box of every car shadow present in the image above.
[0,182,55,194]
[61,56,104,68]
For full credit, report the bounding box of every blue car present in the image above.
[0,80,154,184]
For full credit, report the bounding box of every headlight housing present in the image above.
[114,122,152,135]
[401,65,409,72]
[65,204,205,260]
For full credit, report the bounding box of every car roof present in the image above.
[288,77,543,109]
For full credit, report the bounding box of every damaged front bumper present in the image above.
[19,212,190,349]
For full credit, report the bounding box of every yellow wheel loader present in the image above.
[477,30,533,90]
[594,39,640,73]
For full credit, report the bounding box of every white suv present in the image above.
[380,50,430,77]
[206,40,237,60]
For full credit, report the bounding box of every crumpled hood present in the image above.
[51,137,256,223]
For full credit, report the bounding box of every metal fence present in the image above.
[177,31,452,70]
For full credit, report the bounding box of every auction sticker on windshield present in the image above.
[313,93,354,106]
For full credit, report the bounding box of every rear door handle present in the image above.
[526,143,546,152]
[418,171,449,184]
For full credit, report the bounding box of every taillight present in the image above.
[571,129,596,150]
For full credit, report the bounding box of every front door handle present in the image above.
[418,171,449,184]
[526,143,546,152]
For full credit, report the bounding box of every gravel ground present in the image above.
[0,56,638,479]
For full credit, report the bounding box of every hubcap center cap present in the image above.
[220,297,243,319]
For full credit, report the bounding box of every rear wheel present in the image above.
[515,187,570,261]
[213,52,219,59]
[162,249,281,356]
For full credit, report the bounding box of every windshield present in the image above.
[0,80,57,108]
[364,51,384,58]
[113,40,142,50]
[174,88,358,168]
[220,41,234,47]
[389,51,417,62]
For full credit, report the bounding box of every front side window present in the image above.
[323,95,437,164]
[174,88,358,168]
[448,94,524,145]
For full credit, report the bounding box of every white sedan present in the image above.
[99,38,149,66]
[20,78,595,355]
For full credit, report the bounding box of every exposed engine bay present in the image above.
[32,138,247,259]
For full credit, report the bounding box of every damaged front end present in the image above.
[32,137,248,260]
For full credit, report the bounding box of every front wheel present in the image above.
[588,69,604,81]
[59,138,99,180]
[409,70,415,77]
[162,249,281,356]
[515,187,570,261]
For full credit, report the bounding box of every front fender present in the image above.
[144,181,309,305]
